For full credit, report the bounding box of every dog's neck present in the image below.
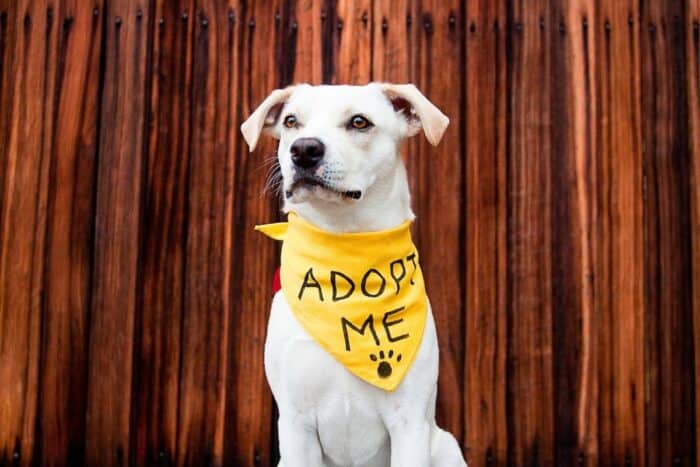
[284,160,415,233]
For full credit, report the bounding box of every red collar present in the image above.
[272,266,281,294]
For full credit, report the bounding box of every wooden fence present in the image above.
[1,0,699,466]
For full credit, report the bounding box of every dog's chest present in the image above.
[315,394,388,464]
[286,348,388,463]
[265,293,390,463]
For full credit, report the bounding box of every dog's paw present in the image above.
[369,349,402,378]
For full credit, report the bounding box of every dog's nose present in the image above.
[290,137,325,169]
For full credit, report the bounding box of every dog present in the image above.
[241,83,467,467]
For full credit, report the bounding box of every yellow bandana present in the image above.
[255,213,427,391]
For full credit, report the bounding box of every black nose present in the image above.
[290,137,325,169]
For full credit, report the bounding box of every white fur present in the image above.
[242,83,465,467]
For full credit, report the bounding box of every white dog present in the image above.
[241,83,467,467]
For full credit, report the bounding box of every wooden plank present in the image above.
[334,0,372,83]
[0,1,54,464]
[174,1,240,464]
[594,1,645,465]
[407,0,465,451]
[36,1,103,465]
[641,1,697,466]
[234,0,279,463]
[549,1,599,466]
[372,0,410,83]
[131,0,193,465]
[0,1,14,212]
[292,0,324,84]
[463,1,507,466]
[319,0,338,84]
[84,1,151,464]
[224,1,281,465]
[688,1,700,463]
[505,2,555,466]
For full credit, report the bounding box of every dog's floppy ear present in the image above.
[241,86,297,152]
[378,83,449,146]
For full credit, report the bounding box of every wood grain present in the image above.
[174,1,251,465]
[0,1,52,464]
[131,0,193,465]
[408,0,465,447]
[84,1,151,464]
[334,0,372,83]
[292,0,324,84]
[464,1,507,465]
[372,0,410,83]
[224,2,280,465]
[641,2,697,466]
[37,1,103,465]
[506,2,555,465]
[594,1,645,465]
[550,1,598,466]
[688,1,700,464]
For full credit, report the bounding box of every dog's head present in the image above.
[241,83,448,206]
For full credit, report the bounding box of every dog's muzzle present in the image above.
[285,174,362,200]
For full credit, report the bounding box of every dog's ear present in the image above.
[378,83,449,146]
[241,86,297,152]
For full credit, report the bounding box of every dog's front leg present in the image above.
[277,416,324,467]
[387,419,431,467]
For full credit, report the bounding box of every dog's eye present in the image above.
[283,115,298,128]
[349,115,372,130]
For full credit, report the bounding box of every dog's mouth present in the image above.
[285,175,362,200]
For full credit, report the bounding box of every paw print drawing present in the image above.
[369,349,402,378]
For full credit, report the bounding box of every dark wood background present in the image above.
[0,0,699,466]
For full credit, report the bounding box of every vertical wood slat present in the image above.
[372,0,410,83]
[641,2,697,466]
[0,0,54,464]
[227,0,280,463]
[225,1,280,465]
[132,0,194,465]
[334,0,372,83]
[37,1,103,465]
[464,1,507,465]
[506,1,555,465]
[408,0,465,446]
[84,1,151,465]
[549,1,598,466]
[174,1,248,465]
[688,1,700,463]
[292,0,324,84]
[571,4,600,466]
[594,1,645,465]
[0,2,12,204]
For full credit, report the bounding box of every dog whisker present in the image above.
[254,153,281,174]
[262,161,284,199]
